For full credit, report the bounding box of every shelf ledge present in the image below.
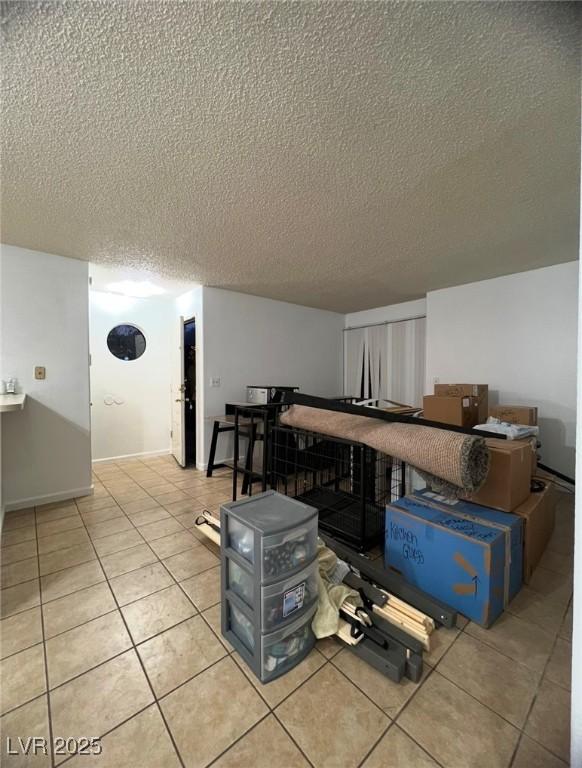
[0,393,26,413]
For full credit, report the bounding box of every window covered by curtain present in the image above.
[344,327,366,399]
[344,317,426,406]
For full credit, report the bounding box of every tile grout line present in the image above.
[202,712,278,768]
[1,647,134,717]
[25,616,228,716]
[55,702,157,767]
[383,628,470,768]
[121,459,320,767]
[507,601,573,768]
[32,505,57,768]
[33,553,218,622]
[459,606,570,675]
[221,649,332,768]
[2,500,233,563]
[0,489,460,764]
[4,462,312,762]
[432,644,546,731]
[37,458,229,765]
[9,459,571,767]
[332,655,442,768]
[0,636,50,664]
[0,576,44,620]
[267,707,318,768]
[458,610,573,692]
[251,651,328,768]
[68,495,188,768]
[426,626,536,738]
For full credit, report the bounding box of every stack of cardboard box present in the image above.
[423,383,487,428]
[420,384,556,585]
[461,443,556,584]
[462,405,555,583]
[489,404,538,426]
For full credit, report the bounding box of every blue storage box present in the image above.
[385,493,523,627]
[412,489,523,600]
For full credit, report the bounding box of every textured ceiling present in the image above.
[1,1,580,313]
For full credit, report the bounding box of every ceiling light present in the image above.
[91,291,137,313]
[106,280,166,298]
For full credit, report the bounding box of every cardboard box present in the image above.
[512,478,557,583]
[423,395,479,428]
[526,436,538,476]
[462,438,531,512]
[489,405,538,426]
[413,488,523,601]
[385,495,523,627]
[434,384,488,423]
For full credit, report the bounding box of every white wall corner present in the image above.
[5,485,94,512]
[570,203,582,765]
[92,448,172,464]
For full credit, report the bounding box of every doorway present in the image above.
[171,315,197,468]
[183,318,196,465]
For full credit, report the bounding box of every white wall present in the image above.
[570,178,581,766]
[201,287,344,466]
[426,262,578,477]
[344,298,427,329]
[1,245,92,509]
[90,289,174,461]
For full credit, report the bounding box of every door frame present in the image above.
[183,316,197,466]
[171,314,198,469]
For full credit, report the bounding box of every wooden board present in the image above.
[196,521,221,546]
[372,605,431,651]
[336,619,363,646]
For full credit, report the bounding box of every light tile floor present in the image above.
[0,456,574,767]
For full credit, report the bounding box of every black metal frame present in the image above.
[321,532,457,628]
[338,572,424,683]
[231,403,285,501]
[206,419,235,477]
[269,425,404,551]
[280,391,506,440]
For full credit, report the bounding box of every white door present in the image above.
[171,316,186,467]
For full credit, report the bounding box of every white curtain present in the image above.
[385,317,426,406]
[344,327,366,398]
[367,324,387,401]
[344,317,426,406]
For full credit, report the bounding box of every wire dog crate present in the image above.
[269,425,406,551]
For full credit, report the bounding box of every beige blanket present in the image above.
[280,405,489,495]
[312,540,362,638]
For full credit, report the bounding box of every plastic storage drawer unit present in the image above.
[222,490,318,583]
[227,557,254,608]
[261,560,319,631]
[221,491,319,683]
[226,553,319,631]
[224,593,316,683]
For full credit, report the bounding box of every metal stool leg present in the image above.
[241,422,257,495]
[206,420,220,478]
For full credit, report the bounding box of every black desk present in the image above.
[207,403,283,498]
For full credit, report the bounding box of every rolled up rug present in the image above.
[280,405,489,497]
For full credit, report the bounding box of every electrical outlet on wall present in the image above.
[34,366,46,380]
[210,377,221,388]
[433,377,439,385]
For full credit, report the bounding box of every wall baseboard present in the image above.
[92,449,172,464]
[5,485,94,512]
[197,456,234,472]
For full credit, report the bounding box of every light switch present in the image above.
[35,366,46,380]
